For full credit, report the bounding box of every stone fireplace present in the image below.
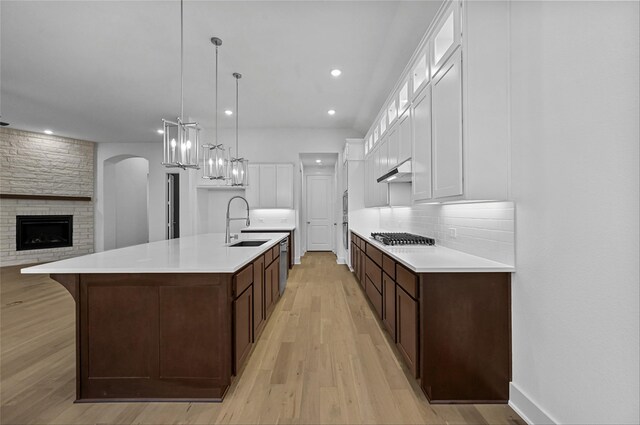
[0,128,95,266]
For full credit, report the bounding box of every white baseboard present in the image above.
[336,256,345,264]
[509,383,557,425]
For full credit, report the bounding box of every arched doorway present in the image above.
[103,155,150,250]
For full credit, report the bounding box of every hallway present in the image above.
[1,253,524,424]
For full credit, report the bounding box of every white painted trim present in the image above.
[509,383,557,425]
[336,256,346,264]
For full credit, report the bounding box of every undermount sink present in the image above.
[229,240,269,247]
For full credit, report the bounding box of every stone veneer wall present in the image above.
[0,128,95,266]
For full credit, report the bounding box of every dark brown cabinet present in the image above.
[233,285,253,374]
[265,258,280,318]
[382,272,396,341]
[253,255,265,340]
[420,273,511,403]
[348,231,511,402]
[396,286,419,377]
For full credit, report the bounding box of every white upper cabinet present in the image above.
[387,123,400,170]
[387,99,398,127]
[398,79,410,115]
[245,164,260,207]
[397,110,412,165]
[258,164,277,208]
[363,0,511,204]
[245,163,294,209]
[431,0,461,78]
[412,85,433,202]
[432,48,463,199]
[412,49,429,98]
[276,164,293,208]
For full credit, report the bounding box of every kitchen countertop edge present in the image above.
[350,228,515,273]
[20,232,289,275]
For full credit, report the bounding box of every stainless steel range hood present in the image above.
[377,159,412,183]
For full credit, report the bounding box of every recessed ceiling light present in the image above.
[316,159,322,163]
[157,129,164,134]
[44,129,53,135]
[224,110,233,116]
[327,109,336,116]
[330,69,342,77]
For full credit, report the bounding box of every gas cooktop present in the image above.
[371,232,435,246]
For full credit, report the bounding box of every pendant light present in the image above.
[201,37,228,180]
[229,72,249,186]
[162,0,200,170]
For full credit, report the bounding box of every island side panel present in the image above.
[419,272,511,403]
[49,273,81,398]
[78,273,233,401]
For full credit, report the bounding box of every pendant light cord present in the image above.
[215,45,219,145]
[180,0,184,121]
[235,75,239,157]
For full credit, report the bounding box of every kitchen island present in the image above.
[21,232,289,402]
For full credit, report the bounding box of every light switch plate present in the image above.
[448,228,457,238]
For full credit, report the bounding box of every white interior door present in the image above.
[306,175,332,251]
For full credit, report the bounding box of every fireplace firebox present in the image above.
[16,215,73,251]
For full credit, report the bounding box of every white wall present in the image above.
[509,2,639,424]
[95,142,197,252]
[114,157,149,248]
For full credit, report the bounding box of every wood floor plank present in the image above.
[1,253,524,424]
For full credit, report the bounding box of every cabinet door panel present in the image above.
[276,164,293,208]
[387,125,400,169]
[412,85,433,202]
[233,286,253,374]
[398,111,412,165]
[245,164,260,207]
[264,262,274,317]
[259,164,277,208]
[382,273,396,341]
[253,256,265,339]
[396,287,418,377]
[432,49,463,199]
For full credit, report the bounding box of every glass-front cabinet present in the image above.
[431,0,460,77]
[412,48,429,98]
[398,79,410,115]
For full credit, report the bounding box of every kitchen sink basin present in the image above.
[229,240,269,247]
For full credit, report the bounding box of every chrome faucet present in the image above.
[225,196,251,244]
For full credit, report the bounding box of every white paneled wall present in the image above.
[379,201,514,266]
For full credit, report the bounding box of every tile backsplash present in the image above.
[379,201,515,266]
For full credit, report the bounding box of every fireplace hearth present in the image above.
[16,215,73,251]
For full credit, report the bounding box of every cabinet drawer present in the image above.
[382,255,396,280]
[272,245,280,261]
[396,264,418,299]
[233,264,254,298]
[365,256,382,293]
[264,247,273,265]
[365,243,383,266]
[365,276,383,318]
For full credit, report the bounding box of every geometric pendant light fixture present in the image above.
[201,37,229,180]
[228,72,249,186]
[161,0,200,170]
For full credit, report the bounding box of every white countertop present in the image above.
[350,228,514,273]
[21,232,288,274]
[241,225,296,231]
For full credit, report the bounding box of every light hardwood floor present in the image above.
[1,252,525,424]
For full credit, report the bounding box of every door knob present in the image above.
[307,221,310,224]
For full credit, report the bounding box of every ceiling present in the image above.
[300,152,338,167]
[0,1,442,143]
